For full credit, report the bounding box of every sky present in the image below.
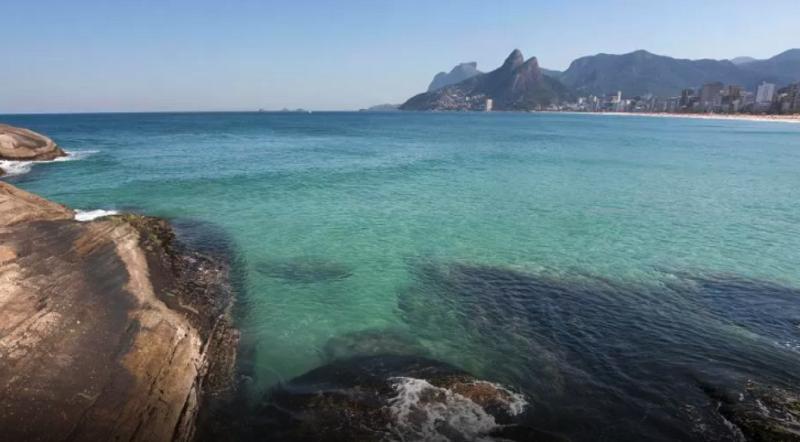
[2,0,799,113]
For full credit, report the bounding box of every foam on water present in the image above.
[75,209,119,222]
[0,150,98,177]
[386,377,527,441]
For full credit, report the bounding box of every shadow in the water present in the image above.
[397,261,800,441]
[320,327,428,362]
[167,218,260,442]
[254,256,353,283]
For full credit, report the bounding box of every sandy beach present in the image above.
[553,111,800,124]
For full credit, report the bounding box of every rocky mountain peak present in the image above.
[502,49,525,70]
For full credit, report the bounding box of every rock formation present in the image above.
[428,62,482,92]
[702,380,800,442]
[0,182,237,442]
[0,124,66,161]
[240,355,556,441]
[401,49,570,111]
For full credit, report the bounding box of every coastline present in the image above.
[544,110,800,124]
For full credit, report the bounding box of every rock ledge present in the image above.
[0,181,237,442]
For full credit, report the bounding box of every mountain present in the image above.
[560,50,766,97]
[402,49,571,111]
[428,62,482,92]
[730,56,757,65]
[738,49,800,87]
[359,103,400,112]
[560,49,800,97]
[541,68,563,78]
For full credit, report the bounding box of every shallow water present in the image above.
[3,112,800,440]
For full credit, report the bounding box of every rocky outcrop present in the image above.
[0,124,66,161]
[0,182,237,442]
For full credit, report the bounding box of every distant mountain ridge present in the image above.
[402,50,570,111]
[560,49,800,97]
[428,62,482,92]
[402,48,800,110]
[730,56,757,65]
[737,49,800,87]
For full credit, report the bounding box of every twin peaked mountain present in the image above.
[402,50,569,111]
[400,48,800,111]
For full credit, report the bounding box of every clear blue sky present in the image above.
[2,0,798,113]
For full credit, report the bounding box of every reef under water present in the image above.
[254,256,354,284]
[396,262,800,441]
[206,262,800,441]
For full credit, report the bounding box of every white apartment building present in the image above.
[756,82,776,104]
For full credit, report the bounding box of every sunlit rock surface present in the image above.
[0,182,237,442]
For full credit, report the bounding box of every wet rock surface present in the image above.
[703,381,800,441]
[242,355,539,442]
[0,182,237,442]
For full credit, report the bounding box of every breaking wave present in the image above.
[75,209,119,222]
[386,377,527,441]
[0,150,98,177]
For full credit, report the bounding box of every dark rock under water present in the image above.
[202,260,800,441]
[215,354,566,442]
[397,262,800,441]
[320,328,429,362]
[254,256,353,283]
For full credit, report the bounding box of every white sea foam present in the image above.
[385,377,528,442]
[75,209,119,222]
[0,150,98,177]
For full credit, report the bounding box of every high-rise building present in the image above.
[756,82,776,104]
[793,86,800,112]
[699,82,723,111]
[680,88,695,107]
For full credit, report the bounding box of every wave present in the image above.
[74,209,119,222]
[386,377,527,441]
[0,150,99,177]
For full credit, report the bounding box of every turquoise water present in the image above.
[3,112,800,440]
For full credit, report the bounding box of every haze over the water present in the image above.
[3,0,799,113]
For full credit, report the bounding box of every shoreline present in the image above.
[544,110,800,124]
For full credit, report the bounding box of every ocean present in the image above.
[3,111,800,440]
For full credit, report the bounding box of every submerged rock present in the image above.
[248,355,540,442]
[398,261,800,441]
[0,182,237,441]
[703,381,800,441]
[0,124,66,161]
[321,328,428,361]
[255,256,353,283]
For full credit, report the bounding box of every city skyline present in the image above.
[2,0,800,113]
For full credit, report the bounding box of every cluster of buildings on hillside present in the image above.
[561,82,800,115]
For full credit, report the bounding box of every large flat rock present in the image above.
[0,182,236,442]
[0,124,66,161]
